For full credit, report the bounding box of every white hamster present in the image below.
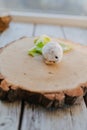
[42,42,63,64]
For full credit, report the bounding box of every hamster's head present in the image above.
[42,42,63,65]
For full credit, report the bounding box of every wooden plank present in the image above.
[0,22,34,48]
[11,11,87,28]
[63,27,87,45]
[70,100,87,130]
[21,105,72,130]
[34,24,64,38]
[0,22,34,130]
[21,102,87,130]
[0,102,21,130]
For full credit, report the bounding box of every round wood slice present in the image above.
[0,37,87,108]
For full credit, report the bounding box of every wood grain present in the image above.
[35,24,64,38]
[0,37,87,107]
[0,22,87,130]
[0,22,34,130]
[21,24,87,130]
[0,22,34,48]
[0,102,21,130]
[69,100,87,130]
[21,104,73,130]
[21,100,87,130]
[63,26,87,130]
[63,27,87,45]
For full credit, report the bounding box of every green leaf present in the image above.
[29,35,51,56]
[28,47,39,57]
[28,35,72,57]
[28,45,43,57]
[36,40,45,48]
[34,35,51,45]
[35,46,42,54]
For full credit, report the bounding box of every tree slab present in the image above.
[0,37,87,108]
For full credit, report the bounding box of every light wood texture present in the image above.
[63,26,87,130]
[0,38,87,95]
[11,11,87,28]
[0,102,21,130]
[0,26,22,130]
[35,24,64,38]
[22,100,87,130]
[63,27,87,45]
[21,24,87,130]
[70,100,87,130]
[0,22,87,130]
[22,104,72,130]
[0,22,34,48]
[0,22,34,130]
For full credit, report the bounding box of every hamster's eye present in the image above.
[55,56,58,59]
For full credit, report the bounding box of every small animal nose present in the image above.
[55,56,58,59]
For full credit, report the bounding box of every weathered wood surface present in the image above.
[0,22,87,130]
[21,100,87,130]
[21,24,87,130]
[21,104,72,130]
[0,102,21,130]
[63,27,87,45]
[0,22,34,48]
[35,24,64,38]
[0,22,34,130]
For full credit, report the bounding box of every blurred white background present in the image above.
[0,0,87,15]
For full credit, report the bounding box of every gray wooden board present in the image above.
[0,22,34,48]
[21,24,87,130]
[21,104,72,130]
[0,22,34,130]
[21,100,87,130]
[63,27,87,45]
[34,24,64,38]
[70,101,87,130]
[0,102,21,130]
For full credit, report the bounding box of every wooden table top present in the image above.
[0,22,87,130]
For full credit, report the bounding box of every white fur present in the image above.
[42,42,63,64]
